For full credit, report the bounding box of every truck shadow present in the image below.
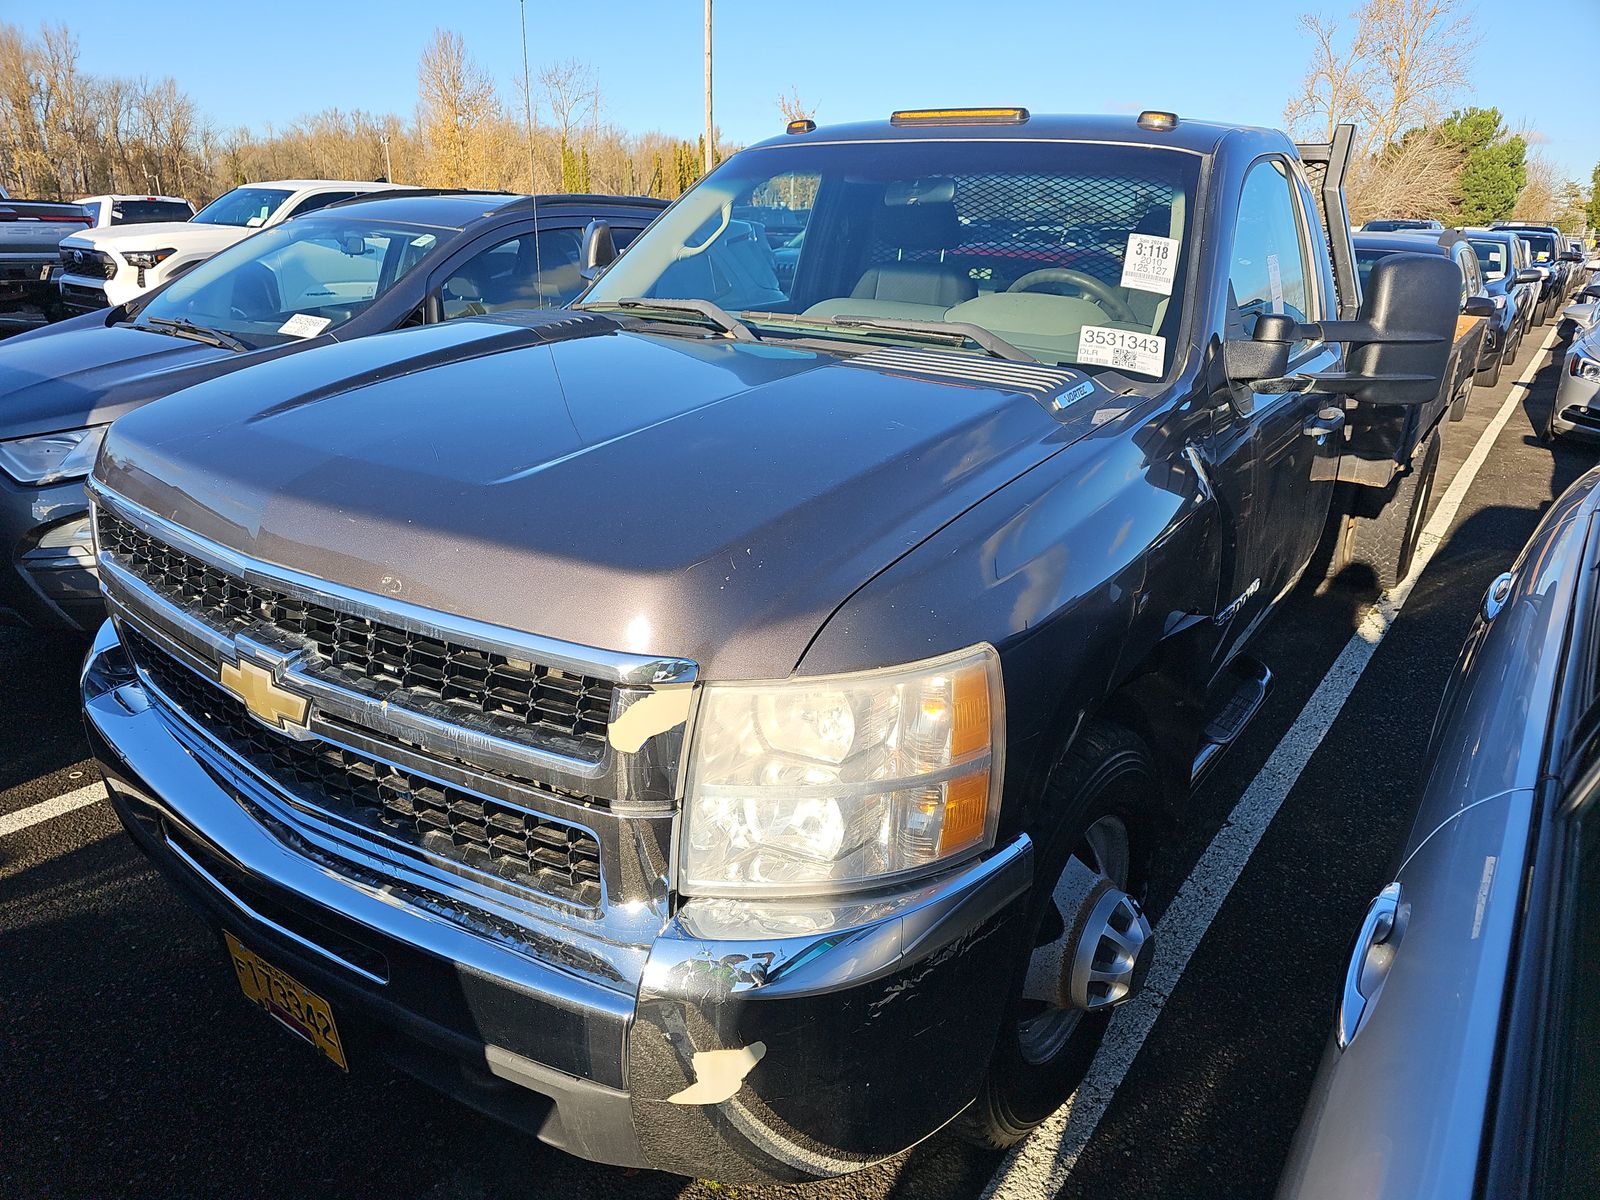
[0,627,93,795]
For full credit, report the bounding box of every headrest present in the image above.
[875,196,961,253]
[1134,204,1173,237]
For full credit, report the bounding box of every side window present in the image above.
[286,191,357,219]
[1231,159,1315,338]
[1456,247,1478,305]
[436,227,585,321]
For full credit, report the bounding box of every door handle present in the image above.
[1337,881,1404,1048]
[1302,406,1346,440]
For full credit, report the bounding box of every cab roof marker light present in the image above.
[786,119,816,135]
[890,107,1030,127]
[1137,110,1180,132]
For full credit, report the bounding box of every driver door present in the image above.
[1208,157,1342,658]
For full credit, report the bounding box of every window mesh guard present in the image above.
[866,171,1188,292]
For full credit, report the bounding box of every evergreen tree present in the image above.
[1437,107,1526,225]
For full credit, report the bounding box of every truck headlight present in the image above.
[680,644,1004,898]
[0,426,107,486]
[121,248,175,270]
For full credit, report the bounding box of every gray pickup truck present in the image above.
[80,110,1460,1183]
[0,199,91,329]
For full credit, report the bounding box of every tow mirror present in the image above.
[1561,250,1583,263]
[1226,252,1459,406]
[1516,268,1544,285]
[580,219,617,282]
[1463,294,1496,319]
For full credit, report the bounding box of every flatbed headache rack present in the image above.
[1294,123,1359,321]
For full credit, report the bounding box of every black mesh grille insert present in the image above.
[60,247,117,279]
[866,170,1187,293]
[96,508,614,763]
[125,628,603,908]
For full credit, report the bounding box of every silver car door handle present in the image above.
[1303,406,1346,439]
[1337,881,1404,1048]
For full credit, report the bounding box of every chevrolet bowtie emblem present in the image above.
[219,657,309,730]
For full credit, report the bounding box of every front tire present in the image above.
[959,721,1156,1148]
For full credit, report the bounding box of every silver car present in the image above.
[1278,466,1600,1199]
[1548,322,1600,440]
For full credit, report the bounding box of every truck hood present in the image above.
[61,221,248,256]
[96,317,1097,678]
[0,322,254,440]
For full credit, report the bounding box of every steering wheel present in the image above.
[1007,268,1139,324]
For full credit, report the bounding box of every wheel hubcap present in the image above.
[1016,816,1153,1064]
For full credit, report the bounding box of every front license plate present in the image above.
[225,931,348,1070]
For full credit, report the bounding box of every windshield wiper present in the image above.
[761,313,1037,363]
[579,298,759,342]
[140,316,249,352]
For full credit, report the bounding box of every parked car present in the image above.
[1546,320,1600,441]
[80,110,1460,1183]
[1495,222,1581,320]
[56,179,407,314]
[1353,229,1492,405]
[1462,228,1543,385]
[1557,281,1600,342]
[0,190,664,631]
[1278,464,1600,1200]
[0,198,92,331]
[74,194,195,228]
[1360,217,1443,232]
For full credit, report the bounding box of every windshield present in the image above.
[584,138,1202,376]
[191,187,293,227]
[134,218,438,346]
[1470,239,1508,280]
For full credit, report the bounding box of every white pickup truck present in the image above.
[56,179,405,313]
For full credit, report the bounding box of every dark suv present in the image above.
[1494,222,1581,321]
[0,190,663,631]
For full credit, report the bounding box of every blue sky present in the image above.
[12,0,1600,181]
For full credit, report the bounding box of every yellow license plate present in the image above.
[225,931,348,1070]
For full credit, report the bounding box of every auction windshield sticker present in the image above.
[278,313,333,338]
[1120,234,1179,295]
[1077,326,1166,376]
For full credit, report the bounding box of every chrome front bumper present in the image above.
[83,621,1033,1182]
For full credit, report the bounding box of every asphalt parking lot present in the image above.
[0,323,1584,1200]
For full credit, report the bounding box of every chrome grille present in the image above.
[95,508,615,763]
[125,627,604,908]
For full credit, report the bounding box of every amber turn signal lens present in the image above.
[938,769,991,855]
[951,664,992,761]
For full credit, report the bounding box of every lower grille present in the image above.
[125,628,604,909]
[60,282,109,309]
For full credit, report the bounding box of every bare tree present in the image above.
[777,87,815,126]
[1285,0,1477,157]
[1347,130,1463,222]
[1284,14,1374,143]
[417,28,499,188]
[1513,151,1564,222]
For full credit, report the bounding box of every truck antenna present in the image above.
[519,0,543,286]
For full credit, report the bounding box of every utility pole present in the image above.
[380,128,394,183]
[703,0,714,176]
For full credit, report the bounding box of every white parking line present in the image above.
[0,782,107,839]
[982,327,1559,1200]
